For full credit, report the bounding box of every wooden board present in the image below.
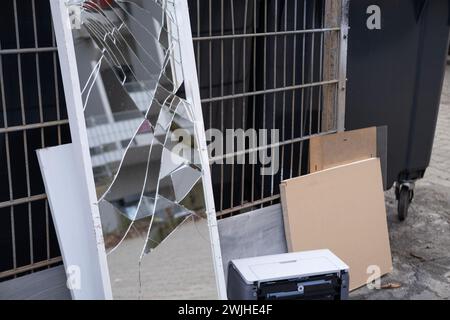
[280,158,392,290]
[309,127,377,173]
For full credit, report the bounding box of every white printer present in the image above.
[227,249,350,300]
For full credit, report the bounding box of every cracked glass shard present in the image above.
[67,0,219,299]
[163,164,202,203]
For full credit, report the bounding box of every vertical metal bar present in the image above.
[220,0,224,212]
[13,0,35,268]
[13,0,25,126]
[289,0,298,179]
[300,0,306,137]
[308,0,316,137]
[270,0,278,200]
[45,200,51,262]
[32,0,45,268]
[298,0,307,176]
[10,205,17,274]
[196,0,201,85]
[337,0,349,132]
[230,0,235,209]
[280,0,287,182]
[31,0,45,148]
[250,0,256,204]
[0,38,17,273]
[261,0,267,205]
[318,3,325,133]
[33,0,54,269]
[240,0,249,206]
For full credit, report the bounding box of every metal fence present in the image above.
[0,0,68,281]
[0,0,348,280]
[188,0,348,217]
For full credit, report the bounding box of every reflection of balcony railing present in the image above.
[128,89,155,113]
[86,111,152,168]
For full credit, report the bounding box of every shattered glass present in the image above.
[67,0,218,299]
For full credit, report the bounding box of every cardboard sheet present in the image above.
[280,158,392,290]
[310,126,389,190]
[309,127,377,172]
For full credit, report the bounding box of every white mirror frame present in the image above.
[48,0,227,300]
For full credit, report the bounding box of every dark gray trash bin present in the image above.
[346,0,450,220]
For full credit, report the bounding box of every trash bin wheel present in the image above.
[397,186,413,221]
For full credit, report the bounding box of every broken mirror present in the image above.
[63,0,220,299]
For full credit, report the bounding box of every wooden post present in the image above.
[321,0,342,132]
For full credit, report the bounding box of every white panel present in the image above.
[37,144,109,299]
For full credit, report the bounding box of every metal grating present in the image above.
[188,0,348,217]
[0,0,69,280]
[0,0,348,279]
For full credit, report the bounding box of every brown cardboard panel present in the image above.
[280,158,392,290]
[309,127,377,173]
